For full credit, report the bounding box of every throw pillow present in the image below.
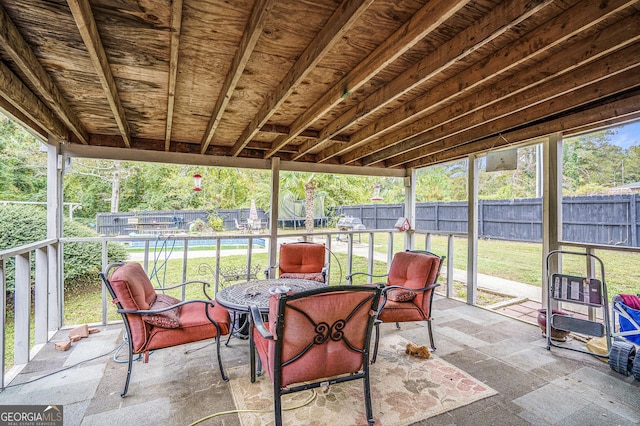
[142,294,182,328]
[387,288,416,302]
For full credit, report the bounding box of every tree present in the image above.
[0,113,47,201]
[562,130,626,194]
[304,179,316,236]
[64,159,131,216]
[416,160,468,202]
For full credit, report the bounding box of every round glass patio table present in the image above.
[215,278,327,313]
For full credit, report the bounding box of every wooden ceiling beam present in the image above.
[565,112,640,138]
[259,123,350,142]
[231,0,374,157]
[264,0,470,159]
[299,0,553,162]
[67,0,132,148]
[386,67,640,169]
[357,17,640,166]
[0,61,68,140]
[164,0,183,151]
[0,95,47,140]
[336,0,636,164]
[410,89,640,168]
[201,0,275,154]
[384,64,640,168]
[0,4,88,144]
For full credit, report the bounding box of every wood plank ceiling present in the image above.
[0,0,639,171]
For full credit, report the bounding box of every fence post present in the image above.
[631,193,637,247]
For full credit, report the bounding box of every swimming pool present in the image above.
[124,237,266,249]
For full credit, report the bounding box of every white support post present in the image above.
[346,233,354,279]
[47,139,62,331]
[215,237,222,292]
[387,232,394,270]
[324,235,332,284]
[447,234,454,298]
[34,247,48,344]
[101,240,108,325]
[404,169,416,250]
[367,232,375,281]
[543,133,563,309]
[182,239,189,287]
[14,253,31,365]
[268,158,280,278]
[586,247,597,321]
[246,237,254,282]
[467,155,478,305]
[47,244,59,332]
[1,259,6,386]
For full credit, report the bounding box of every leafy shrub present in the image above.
[62,220,128,291]
[0,204,127,292]
[190,218,211,233]
[208,214,224,231]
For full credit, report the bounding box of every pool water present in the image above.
[124,237,265,249]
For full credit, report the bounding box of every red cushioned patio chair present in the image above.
[249,285,382,425]
[99,262,231,397]
[347,250,444,362]
[266,242,328,283]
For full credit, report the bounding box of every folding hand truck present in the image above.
[545,250,639,380]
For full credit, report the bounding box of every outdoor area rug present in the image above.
[228,335,497,425]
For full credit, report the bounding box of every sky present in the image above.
[609,120,640,149]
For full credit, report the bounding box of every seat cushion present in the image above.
[145,302,230,351]
[143,294,182,328]
[377,300,424,323]
[279,272,325,283]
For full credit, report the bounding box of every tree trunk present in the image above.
[110,161,122,213]
[304,180,316,240]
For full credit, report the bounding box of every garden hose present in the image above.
[189,389,317,425]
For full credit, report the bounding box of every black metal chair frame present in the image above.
[346,250,445,362]
[249,285,382,426]
[99,262,228,397]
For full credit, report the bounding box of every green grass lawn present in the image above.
[362,232,639,296]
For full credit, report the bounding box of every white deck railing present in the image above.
[4,228,638,388]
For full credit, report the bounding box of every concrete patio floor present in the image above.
[1,295,638,425]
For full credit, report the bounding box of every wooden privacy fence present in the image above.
[95,194,639,248]
[334,194,640,248]
[96,208,269,236]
